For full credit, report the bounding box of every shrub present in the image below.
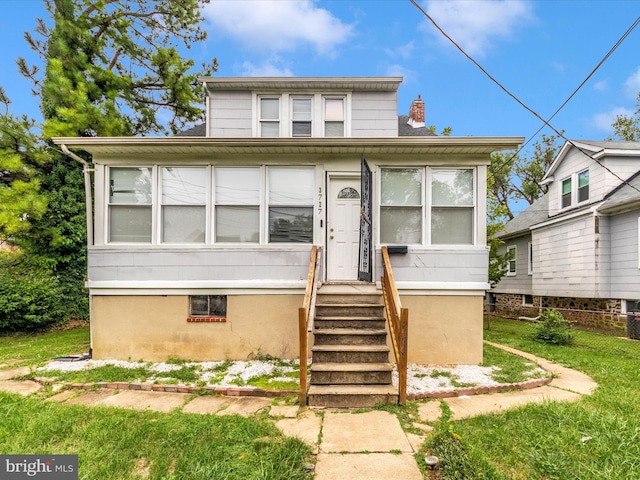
[534,309,574,345]
[0,254,67,332]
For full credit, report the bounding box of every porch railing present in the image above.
[298,246,321,406]
[381,246,409,404]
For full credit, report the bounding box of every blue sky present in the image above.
[1,0,639,149]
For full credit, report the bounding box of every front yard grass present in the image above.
[421,317,640,479]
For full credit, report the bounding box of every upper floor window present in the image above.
[431,169,474,245]
[578,169,589,203]
[161,167,206,243]
[259,97,280,137]
[380,168,423,244]
[292,97,312,137]
[507,245,516,275]
[108,167,152,243]
[561,177,572,208]
[324,97,345,137]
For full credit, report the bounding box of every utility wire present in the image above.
[410,0,640,195]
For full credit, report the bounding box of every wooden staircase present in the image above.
[307,287,398,408]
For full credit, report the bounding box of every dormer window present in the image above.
[578,169,589,203]
[292,97,312,137]
[259,97,280,137]
[324,97,345,137]
[561,177,572,208]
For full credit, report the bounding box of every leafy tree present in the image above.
[612,93,640,141]
[3,0,217,326]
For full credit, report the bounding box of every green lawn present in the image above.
[421,317,640,479]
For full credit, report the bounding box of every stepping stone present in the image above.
[215,397,271,417]
[0,366,31,380]
[101,390,188,413]
[0,380,42,396]
[315,453,422,480]
[320,411,412,453]
[46,390,77,403]
[182,396,234,415]
[65,390,115,406]
[269,405,299,418]
[275,410,322,452]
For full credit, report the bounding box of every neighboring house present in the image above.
[492,140,640,332]
[54,76,522,364]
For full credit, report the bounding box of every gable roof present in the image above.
[176,118,437,138]
[499,194,549,238]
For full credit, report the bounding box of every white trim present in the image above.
[507,245,516,276]
[531,204,597,230]
[87,279,307,290]
[528,241,533,275]
[377,281,490,293]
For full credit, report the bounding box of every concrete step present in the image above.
[315,304,385,317]
[314,316,386,330]
[312,344,390,364]
[308,384,398,408]
[314,328,388,346]
[316,292,383,305]
[310,363,393,385]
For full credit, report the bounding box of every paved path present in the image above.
[0,344,598,479]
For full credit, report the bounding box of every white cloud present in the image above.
[240,61,293,77]
[203,0,354,56]
[384,64,416,83]
[385,41,416,60]
[593,80,608,93]
[422,0,534,56]
[624,66,640,99]
[591,106,634,132]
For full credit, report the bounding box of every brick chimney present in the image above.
[408,95,425,128]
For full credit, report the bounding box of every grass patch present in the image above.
[0,327,89,366]
[482,343,548,384]
[422,317,640,479]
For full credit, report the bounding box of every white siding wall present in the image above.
[492,234,532,294]
[609,209,640,298]
[208,91,253,137]
[532,214,598,297]
[596,214,611,298]
[604,157,640,192]
[351,91,398,137]
[547,148,602,216]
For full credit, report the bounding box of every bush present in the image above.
[0,254,67,332]
[534,309,574,345]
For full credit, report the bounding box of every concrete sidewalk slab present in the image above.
[444,386,582,420]
[64,389,115,406]
[314,453,422,480]
[45,390,77,403]
[101,390,188,412]
[269,405,299,418]
[417,401,443,423]
[320,411,412,453]
[0,380,42,396]
[0,366,31,380]
[275,410,322,452]
[182,395,231,415]
[214,397,272,417]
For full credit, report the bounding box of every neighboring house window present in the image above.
[259,97,280,137]
[528,242,533,275]
[507,245,516,276]
[624,299,640,314]
[268,167,314,243]
[190,295,227,317]
[161,167,206,243]
[380,168,423,244]
[561,177,572,208]
[578,169,589,203]
[324,97,345,137]
[214,167,260,243]
[108,167,153,243]
[523,294,533,306]
[291,97,312,137]
[431,168,474,245]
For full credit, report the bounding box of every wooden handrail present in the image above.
[298,246,321,406]
[381,246,409,404]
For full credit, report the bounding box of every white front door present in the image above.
[327,176,361,281]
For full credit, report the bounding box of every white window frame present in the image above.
[523,294,534,306]
[528,241,533,275]
[379,167,424,245]
[322,96,346,137]
[507,245,517,276]
[577,169,589,204]
[429,167,476,246]
[258,96,281,137]
[560,176,572,209]
[291,96,313,137]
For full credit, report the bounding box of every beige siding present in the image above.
[208,91,252,137]
[351,91,398,137]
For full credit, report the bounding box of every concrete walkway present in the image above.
[0,343,598,479]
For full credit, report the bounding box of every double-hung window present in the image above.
[268,167,314,243]
[507,245,517,275]
[108,167,153,243]
[259,97,280,137]
[214,168,260,243]
[578,169,589,203]
[431,169,474,244]
[161,167,206,243]
[380,168,423,244]
[561,177,572,208]
[292,97,312,137]
[324,97,345,137]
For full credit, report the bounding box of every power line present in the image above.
[409,0,640,195]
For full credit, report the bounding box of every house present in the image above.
[54,76,523,365]
[491,140,640,333]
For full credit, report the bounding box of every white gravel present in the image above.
[36,357,544,394]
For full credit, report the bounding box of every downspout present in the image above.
[60,144,94,359]
[60,144,94,247]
